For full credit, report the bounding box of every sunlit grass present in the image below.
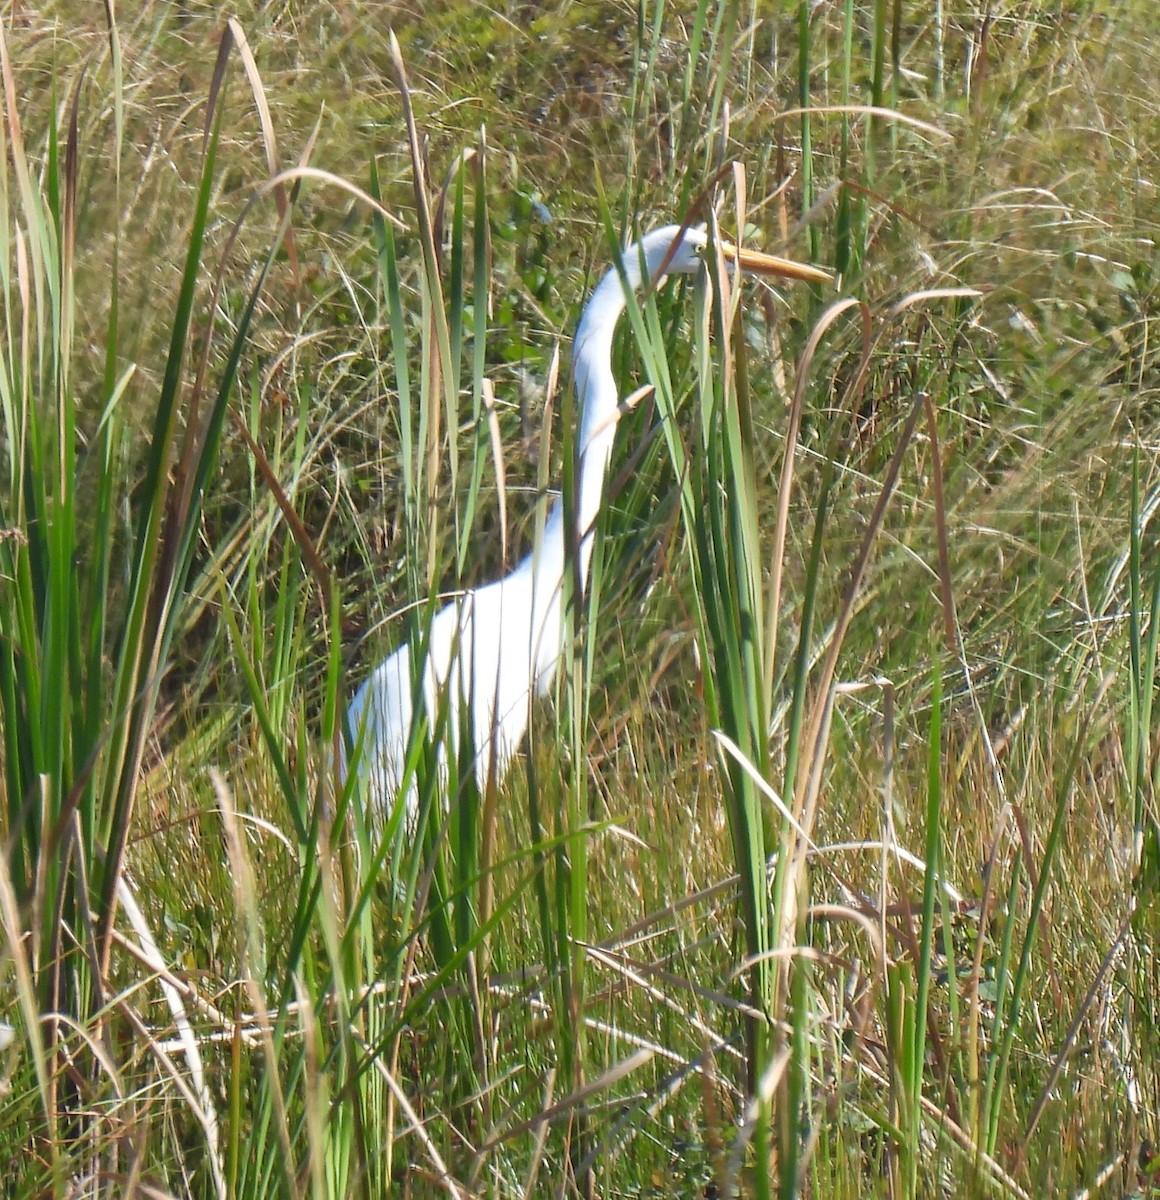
[1,2,1159,1197]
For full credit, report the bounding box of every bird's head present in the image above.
[636,223,831,287]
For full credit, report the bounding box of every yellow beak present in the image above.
[720,241,833,285]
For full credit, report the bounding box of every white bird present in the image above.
[344,223,829,813]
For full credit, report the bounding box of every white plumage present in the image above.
[343,224,827,811]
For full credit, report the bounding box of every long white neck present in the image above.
[522,245,651,691]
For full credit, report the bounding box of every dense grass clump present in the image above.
[1,3,1159,1197]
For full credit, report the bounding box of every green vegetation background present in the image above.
[0,2,1158,1197]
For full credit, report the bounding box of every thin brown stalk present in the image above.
[226,17,301,290]
[766,297,873,707]
[1013,911,1133,1174]
[792,302,936,829]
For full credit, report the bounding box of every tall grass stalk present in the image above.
[1128,449,1160,888]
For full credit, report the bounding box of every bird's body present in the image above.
[344,535,559,801]
[344,224,827,812]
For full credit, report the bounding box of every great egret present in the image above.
[344,223,829,812]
